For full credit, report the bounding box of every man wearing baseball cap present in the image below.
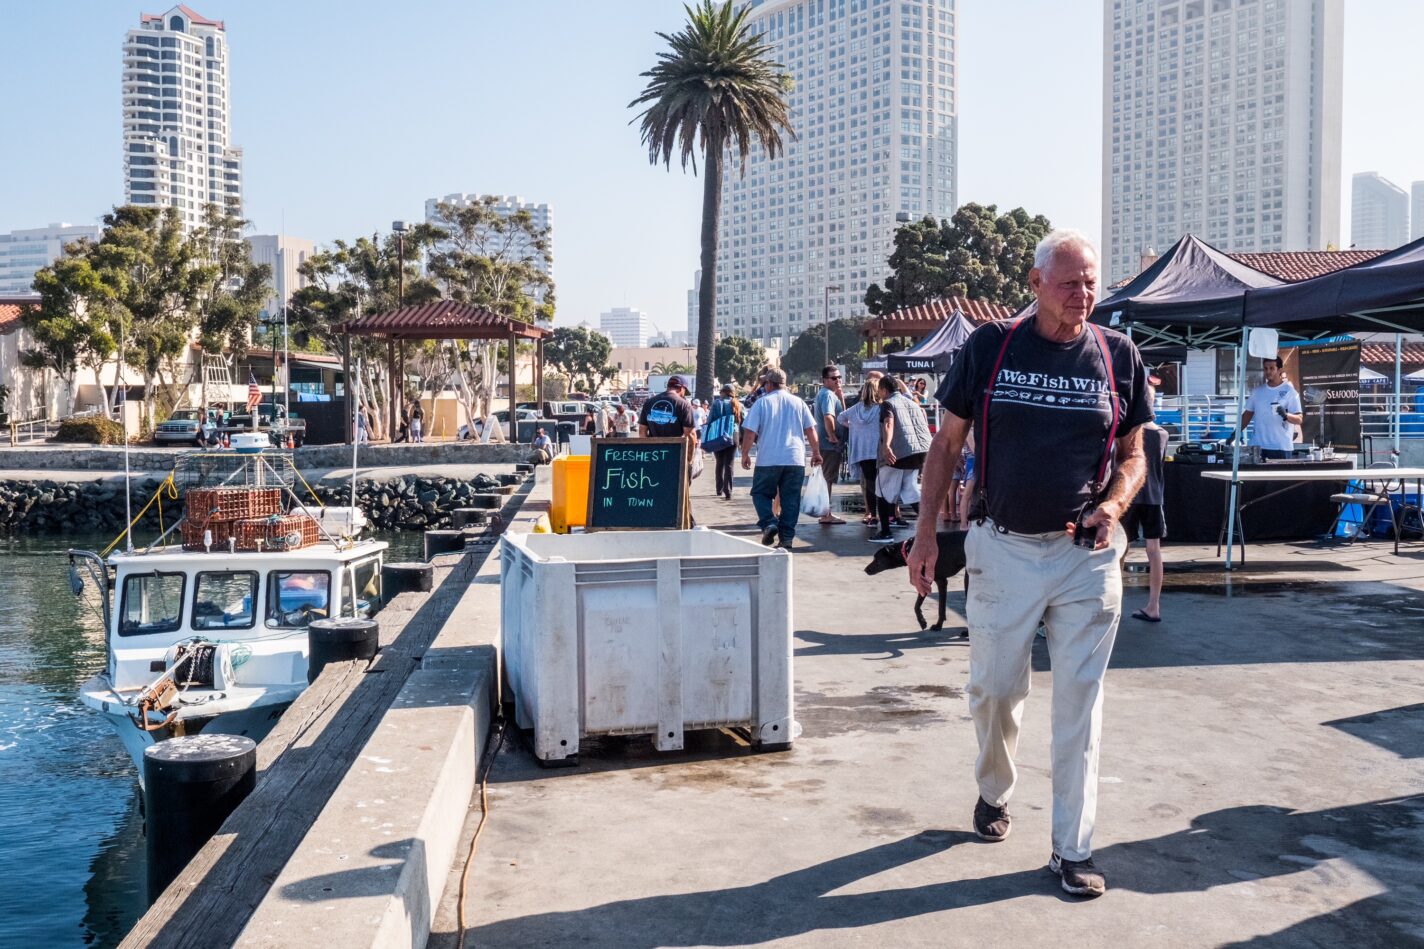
[639,375,696,440]
[640,375,699,526]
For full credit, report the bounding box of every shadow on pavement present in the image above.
[1034,580,1424,672]
[1323,703,1424,760]
[795,627,969,660]
[467,796,1424,948]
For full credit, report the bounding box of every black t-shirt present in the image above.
[1134,424,1168,506]
[936,317,1153,534]
[638,389,695,437]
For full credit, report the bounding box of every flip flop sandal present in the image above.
[1131,609,1161,623]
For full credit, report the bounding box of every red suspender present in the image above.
[1086,323,1121,492]
[977,318,1122,503]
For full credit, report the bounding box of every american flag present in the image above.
[247,370,261,412]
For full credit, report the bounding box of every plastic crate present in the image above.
[234,514,321,551]
[180,519,238,551]
[186,487,283,523]
[500,529,797,763]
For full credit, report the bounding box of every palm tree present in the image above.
[631,0,793,402]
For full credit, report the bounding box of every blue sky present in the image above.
[2,1,1421,332]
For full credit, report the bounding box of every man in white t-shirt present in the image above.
[740,367,822,550]
[1240,357,1302,459]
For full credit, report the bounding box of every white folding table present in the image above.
[1201,467,1424,561]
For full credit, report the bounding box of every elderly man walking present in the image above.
[740,367,822,550]
[908,230,1152,898]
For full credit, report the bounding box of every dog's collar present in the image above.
[901,538,912,561]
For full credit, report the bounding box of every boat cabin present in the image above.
[103,542,386,693]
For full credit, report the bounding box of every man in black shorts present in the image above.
[1124,378,1168,622]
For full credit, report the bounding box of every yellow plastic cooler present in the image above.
[549,454,591,533]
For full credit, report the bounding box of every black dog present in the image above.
[864,530,969,633]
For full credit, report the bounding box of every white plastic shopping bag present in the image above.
[800,467,830,519]
[690,446,705,480]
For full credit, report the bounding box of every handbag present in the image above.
[700,400,736,453]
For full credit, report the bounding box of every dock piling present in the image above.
[307,618,380,683]
[143,735,257,903]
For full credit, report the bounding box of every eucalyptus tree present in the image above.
[287,228,440,438]
[21,239,121,411]
[425,198,555,324]
[631,0,794,400]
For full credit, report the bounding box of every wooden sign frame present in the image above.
[584,436,691,532]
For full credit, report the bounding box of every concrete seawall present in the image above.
[0,468,523,535]
[0,441,531,472]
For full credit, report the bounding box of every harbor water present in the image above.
[0,529,426,947]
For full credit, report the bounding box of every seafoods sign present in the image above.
[1290,341,1361,452]
[585,437,690,531]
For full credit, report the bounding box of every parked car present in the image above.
[153,408,207,446]
[487,407,540,439]
[219,402,306,448]
[542,401,589,426]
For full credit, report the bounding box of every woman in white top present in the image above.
[837,380,884,526]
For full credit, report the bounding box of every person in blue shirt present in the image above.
[814,365,847,525]
[739,367,822,550]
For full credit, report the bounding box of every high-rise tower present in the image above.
[123,5,242,229]
[1102,0,1342,283]
[716,0,957,346]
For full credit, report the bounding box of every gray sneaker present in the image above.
[1049,852,1106,897]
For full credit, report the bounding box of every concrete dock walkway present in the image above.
[434,467,1424,948]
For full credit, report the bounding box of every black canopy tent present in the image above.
[1094,234,1285,347]
[1088,233,1424,567]
[885,310,974,373]
[1243,236,1424,334]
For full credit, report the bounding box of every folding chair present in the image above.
[1327,461,1401,542]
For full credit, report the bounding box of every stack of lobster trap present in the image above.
[181,486,322,552]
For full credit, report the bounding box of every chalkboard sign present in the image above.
[585,437,690,531]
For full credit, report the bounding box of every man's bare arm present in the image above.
[1099,425,1147,518]
[908,415,971,595]
[1075,425,1147,549]
[804,427,823,466]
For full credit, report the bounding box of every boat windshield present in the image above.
[192,571,258,630]
[343,558,381,619]
[266,570,331,628]
[119,572,186,637]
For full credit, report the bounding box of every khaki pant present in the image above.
[964,519,1125,861]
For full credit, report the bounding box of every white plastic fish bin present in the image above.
[499,529,797,764]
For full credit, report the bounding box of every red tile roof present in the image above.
[141,6,224,28]
[341,300,550,340]
[0,303,23,335]
[1109,248,1386,290]
[1230,250,1385,282]
[244,347,342,365]
[1360,342,1424,367]
[864,295,1016,335]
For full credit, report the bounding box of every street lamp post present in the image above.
[391,221,408,440]
[823,284,843,369]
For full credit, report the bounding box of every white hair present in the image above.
[1033,229,1099,272]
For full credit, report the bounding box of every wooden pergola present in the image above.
[340,300,551,443]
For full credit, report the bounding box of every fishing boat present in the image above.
[70,437,386,777]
